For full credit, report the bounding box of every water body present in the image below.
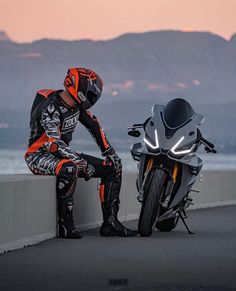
[0,149,236,174]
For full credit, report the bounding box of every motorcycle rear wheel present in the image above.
[138,168,167,237]
[155,215,179,232]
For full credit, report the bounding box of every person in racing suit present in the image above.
[25,68,137,239]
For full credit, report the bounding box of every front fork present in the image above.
[137,159,154,202]
[137,158,179,204]
[161,163,178,208]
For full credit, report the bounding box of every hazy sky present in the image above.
[0,0,235,43]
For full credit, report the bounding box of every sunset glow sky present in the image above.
[0,0,236,43]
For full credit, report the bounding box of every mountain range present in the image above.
[0,30,235,152]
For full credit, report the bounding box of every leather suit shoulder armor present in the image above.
[37,89,56,99]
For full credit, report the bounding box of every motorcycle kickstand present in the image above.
[178,210,194,235]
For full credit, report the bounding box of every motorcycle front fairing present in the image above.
[131,104,204,209]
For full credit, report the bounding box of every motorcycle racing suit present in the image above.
[25,89,137,238]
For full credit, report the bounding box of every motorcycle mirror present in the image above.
[204,146,217,154]
[128,129,141,137]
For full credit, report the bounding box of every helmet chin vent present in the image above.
[78,92,86,101]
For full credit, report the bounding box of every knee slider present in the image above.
[57,161,77,178]
[57,162,77,199]
[104,165,121,180]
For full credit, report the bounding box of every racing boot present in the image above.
[100,199,138,237]
[58,199,83,239]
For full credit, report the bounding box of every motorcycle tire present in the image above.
[138,168,167,237]
[155,215,179,232]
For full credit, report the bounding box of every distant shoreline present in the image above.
[1,149,236,174]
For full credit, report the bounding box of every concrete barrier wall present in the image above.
[0,170,236,253]
[0,174,56,253]
[190,170,236,209]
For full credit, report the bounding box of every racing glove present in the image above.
[84,164,95,181]
[103,148,122,175]
[76,159,95,181]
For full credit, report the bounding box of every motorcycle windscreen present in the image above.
[163,98,195,129]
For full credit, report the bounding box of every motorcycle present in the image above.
[128,98,217,236]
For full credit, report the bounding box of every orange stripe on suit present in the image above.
[26,133,48,155]
[99,184,105,202]
[99,127,109,149]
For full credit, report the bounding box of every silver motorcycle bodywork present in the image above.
[130,104,205,221]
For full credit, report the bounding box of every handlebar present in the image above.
[204,146,217,153]
[128,123,144,129]
[201,137,214,149]
[201,137,217,153]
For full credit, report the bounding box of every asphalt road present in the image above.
[0,205,236,291]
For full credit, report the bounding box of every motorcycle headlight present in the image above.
[171,136,195,155]
[144,129,159,150]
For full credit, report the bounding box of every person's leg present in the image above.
[80,153,137,237]
[55,160,83,238]
[25,151,82,239]
[25,150,59,175]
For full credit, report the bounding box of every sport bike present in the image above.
[128,98,217,236]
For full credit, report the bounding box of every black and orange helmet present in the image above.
[64,68,103,109]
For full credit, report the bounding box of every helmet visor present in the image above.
[87,91,99,106]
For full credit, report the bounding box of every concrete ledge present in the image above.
[189,200,236,210]
[0,170,236,253]
[0,174,57,253]
[0,231,55,253]
[190,169,236,208]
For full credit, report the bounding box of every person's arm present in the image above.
[40,102,85,166]
[78,109,113,156]
[79,109,122,174]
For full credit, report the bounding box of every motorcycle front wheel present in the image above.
[138,168,167,237]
